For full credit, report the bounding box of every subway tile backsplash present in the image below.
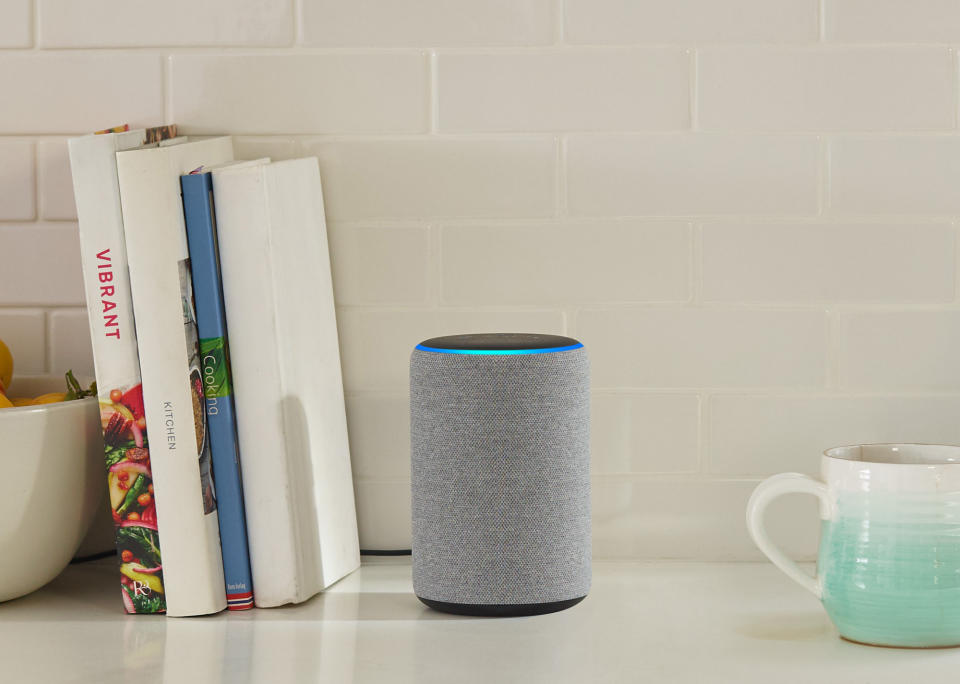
[697,47,955,132]
[0,54,164,134]
[4,2,960,559]
[566,134,821,216]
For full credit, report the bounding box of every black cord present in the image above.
[70,550,116,564]
[71,549,410,564]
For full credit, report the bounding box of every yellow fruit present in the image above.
[0,338,12,394]
[119,563,164,595]
[0,394,12,409]
[10,397,34,407]
[32,392,67,405]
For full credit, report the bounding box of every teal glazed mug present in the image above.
[747,444,960,648]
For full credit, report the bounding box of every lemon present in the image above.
[119,563,164,595]
[33,392,66,405]
[0,394,12,409]
[0,338,12,394]
[10,397,33,407]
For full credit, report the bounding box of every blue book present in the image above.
[181,170,255,610]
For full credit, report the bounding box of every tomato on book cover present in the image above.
[100,381,165,613]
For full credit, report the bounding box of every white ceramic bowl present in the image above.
[0,376,104,602]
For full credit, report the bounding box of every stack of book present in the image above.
[69,126,361,616]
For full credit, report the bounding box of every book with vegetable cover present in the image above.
[116,136,234,617]
[181,169,254,610]
[68,124,177,614]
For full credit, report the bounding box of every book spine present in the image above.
[181,172,255,611]
[212,161,360,607]
[116,137,233,617]
[68,132,166,614]
[211,164,301,607]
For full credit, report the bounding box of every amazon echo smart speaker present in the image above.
[410,333,590,616]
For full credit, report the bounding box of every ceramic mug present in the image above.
[747,443,960,648]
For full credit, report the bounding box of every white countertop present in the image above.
[2,557,959,683]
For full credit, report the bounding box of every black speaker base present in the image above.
[417,595,586,617]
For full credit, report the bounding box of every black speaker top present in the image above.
[416,333,583,354]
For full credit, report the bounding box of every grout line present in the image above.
[31,139,39,221]
[43,309,52,374]
[818,0,827,42]
[326,215,960,227]
[428,49,439,134]
[555,0,566,44]
[291,0,302,46]
[22,43,960,55]
[336,300,960,313]
[31,0,39,49]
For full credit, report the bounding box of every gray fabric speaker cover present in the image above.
[411,345,590,605]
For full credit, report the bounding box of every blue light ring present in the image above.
[414,343,584,355]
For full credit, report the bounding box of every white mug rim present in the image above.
[823,442,960,466]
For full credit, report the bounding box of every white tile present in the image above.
[440,221,690,305]
[0,54,163,134]
[840,311,960,390]
[565,0,817,44]
[0,141,35,220]
[591,393,699,474]
[575,308,827,388]
[567,135,819,216]
[438,49,689,132]
[345,393,411,480]
[0,0,31,47]
[48,309,93,377]
[826,0,960,42]
[702,222,955,302]
[37,139,76,220]
[354,480,411,550]
[328,224,430,305]
[232,137,301,162]
[0,310,45,376]
[829,137,960,214]
[170,55,428,135]
[39,0,293,47]
[336,308,565,390]
[0,224,84,306]
[300,0,556,47]
[699,48,953,131]
[593,480,819,560]
[305,138,557,220]
[710,394,960,477]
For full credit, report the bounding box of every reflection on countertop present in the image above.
[2,557,960,683]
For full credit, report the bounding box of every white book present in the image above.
[211,158,360,607]
[116,136,235,617]
[68,128,176,615]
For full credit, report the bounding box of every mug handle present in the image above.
[746,473,832,599]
